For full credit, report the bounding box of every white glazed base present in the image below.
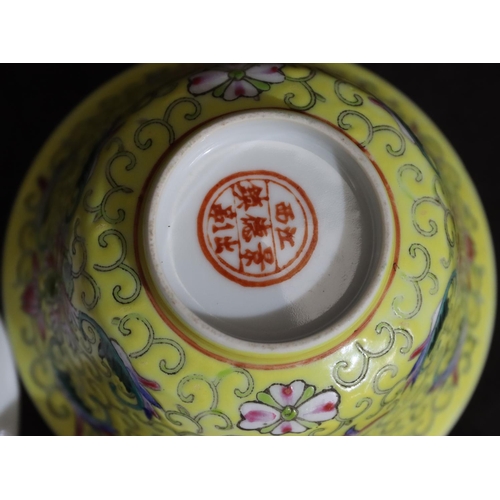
[144,110,394,352]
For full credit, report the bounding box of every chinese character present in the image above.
[240,243,275,271]
[209,204,236,224]
[212,223,235,233]
[240,215,271,242]
[276,227,297,250]
[214,236,239,254]
[233,182,267,211]
[275,202,295,224]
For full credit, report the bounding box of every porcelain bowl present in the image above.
[2,64,496,435]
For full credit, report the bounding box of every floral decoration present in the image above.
[188,64,285,101]
[237,380,340,435]
[21,254,47,340]
[8,63,489,436]
[48,282,80,352]
[405,270,456,389]
[21,225,81,351]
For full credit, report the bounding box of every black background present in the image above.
[2,64,498,436]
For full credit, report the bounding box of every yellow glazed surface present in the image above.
[2,64,495,435]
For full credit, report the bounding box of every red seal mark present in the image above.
[198,171,318,287]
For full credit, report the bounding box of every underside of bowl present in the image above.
[2,64,496,435]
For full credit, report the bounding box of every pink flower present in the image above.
[188,64,285,101]
[21,254,47,340]
[238,380,340,435]
[464,233,475,262]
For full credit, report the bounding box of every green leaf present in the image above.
[111,317,121,325]
[176,404,190,416]
[296,385,315,406]
[260,421,282,434]
[296,417,317,429]
[316,93,326,102]
[216,368,234,379]
[257,392,282,409]
[213,80,232,98]
[245,78,270,91]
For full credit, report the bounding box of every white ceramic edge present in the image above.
[143,109,395,354]
[0,317,20,436]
